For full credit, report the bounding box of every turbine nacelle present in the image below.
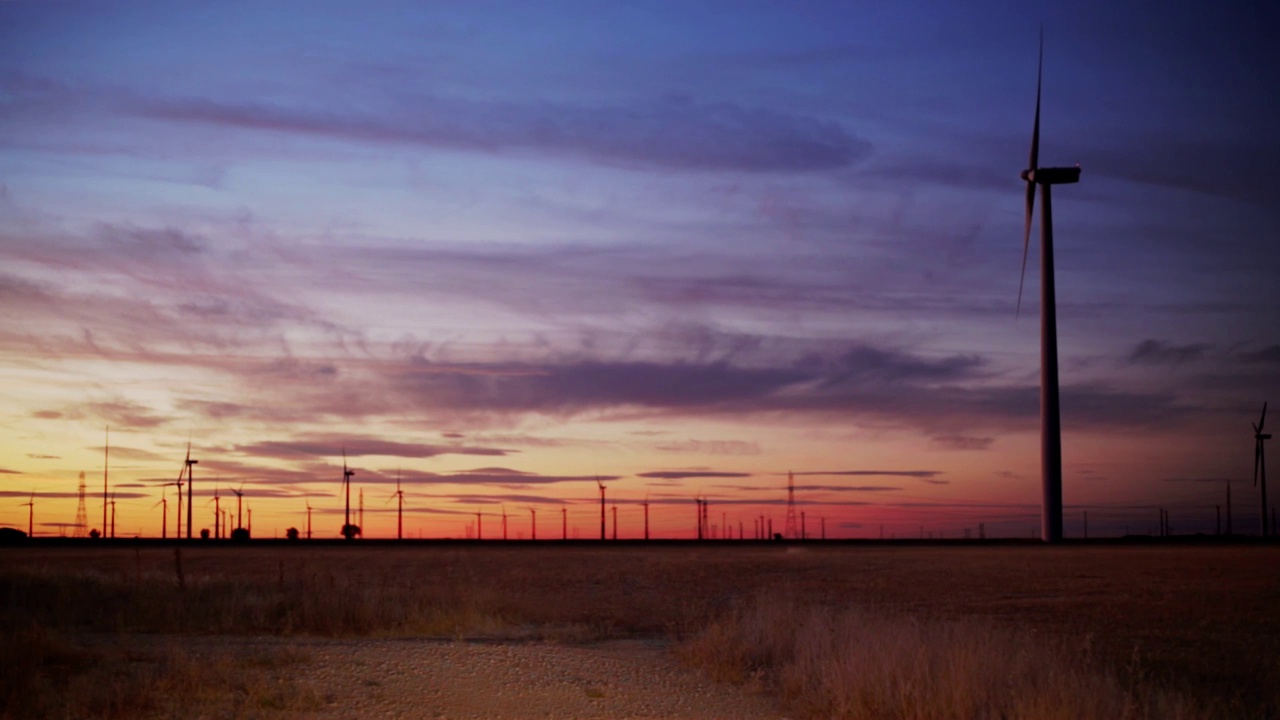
[1021,166,1082,185]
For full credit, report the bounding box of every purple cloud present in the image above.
[135,92,871,174]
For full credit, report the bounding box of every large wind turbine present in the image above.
[1018,31,1080,543]
[1254,402,1270,537]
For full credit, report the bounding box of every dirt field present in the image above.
[3,540,1277,718]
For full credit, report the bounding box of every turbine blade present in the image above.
[1017,182,1035,317]
[1030,28,1042,172]
[1017,31,1042,319]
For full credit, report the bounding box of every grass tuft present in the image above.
[680,591,1207,720]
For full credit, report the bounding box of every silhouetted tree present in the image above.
[230,527,250,542]
[286,527,300,540]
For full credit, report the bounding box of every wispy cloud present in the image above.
[233,434,511,460]
[135,92,872,174]
[1127,339,1211,366]
[637,470,753,480]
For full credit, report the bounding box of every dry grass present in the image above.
[2,542,1277,717]
[0,621,320,719]
[680,590,1204,720]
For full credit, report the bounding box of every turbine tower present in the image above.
[1018,31,1080,543]
[1254,402,1270,537]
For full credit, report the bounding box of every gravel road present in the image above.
[187,636,785,720]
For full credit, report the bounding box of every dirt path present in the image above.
[180,636,785,720]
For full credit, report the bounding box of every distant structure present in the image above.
[210,485,222,539]
[642,495,650,540]
[388,472,405,540]
[20,492,34,537]
[1017,31,1080,543]
[73,471,88,537]
[358,487,364,537]
[305,498,313,540]
[611,505,618,540]
[183,442,197,540]
[596,477,607,540]
[784,471,798,539]
[1253,402,1270,537]
[561,507,568,540]
[341,450,357,540]
[153,490,167,539]
[695,497,704,540]
[528,507,536,540]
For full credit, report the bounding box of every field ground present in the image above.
[2,541,1277,718]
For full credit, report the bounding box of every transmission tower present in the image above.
[784,470,798,539]
[73,471,88,537]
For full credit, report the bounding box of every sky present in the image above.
[2,0,1278,540]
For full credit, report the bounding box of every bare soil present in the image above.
[95,634,784,720]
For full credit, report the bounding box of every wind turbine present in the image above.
[561,507,568,540]
[341,449,357,540]
[231,484,245,532]
[183,441,198,540]
[208,483,222,539]
[164,469,185,541]
[387,471,404,540]
[1017,30,1080,543]
[109,492,117,538]
[474,508,483,540]
[527,506,536,541]
[154,489,168,539]
[611,504,618,540]
[501,504,509,540]
[1254,402,1270,537]
[20,492,34,537]
[596,477,606,540]
[642,494,650,541]
[305,498,313,540]
[695,496,704,540]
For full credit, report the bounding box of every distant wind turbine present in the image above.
[1254,402,1270,537]
[153,493,167,539]
[231,484,245,533]
[341,449,357,540]
[20,492,34,537]
[596,477,607,540]
[642,494,650,541]
[561,507,568,540]
[183,441,198,540]
[305,497,313,540]
[1017,30,1080,543]
[527,506,536,541]
[387,471,405,540]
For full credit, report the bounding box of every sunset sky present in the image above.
[2,1,1278,540]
